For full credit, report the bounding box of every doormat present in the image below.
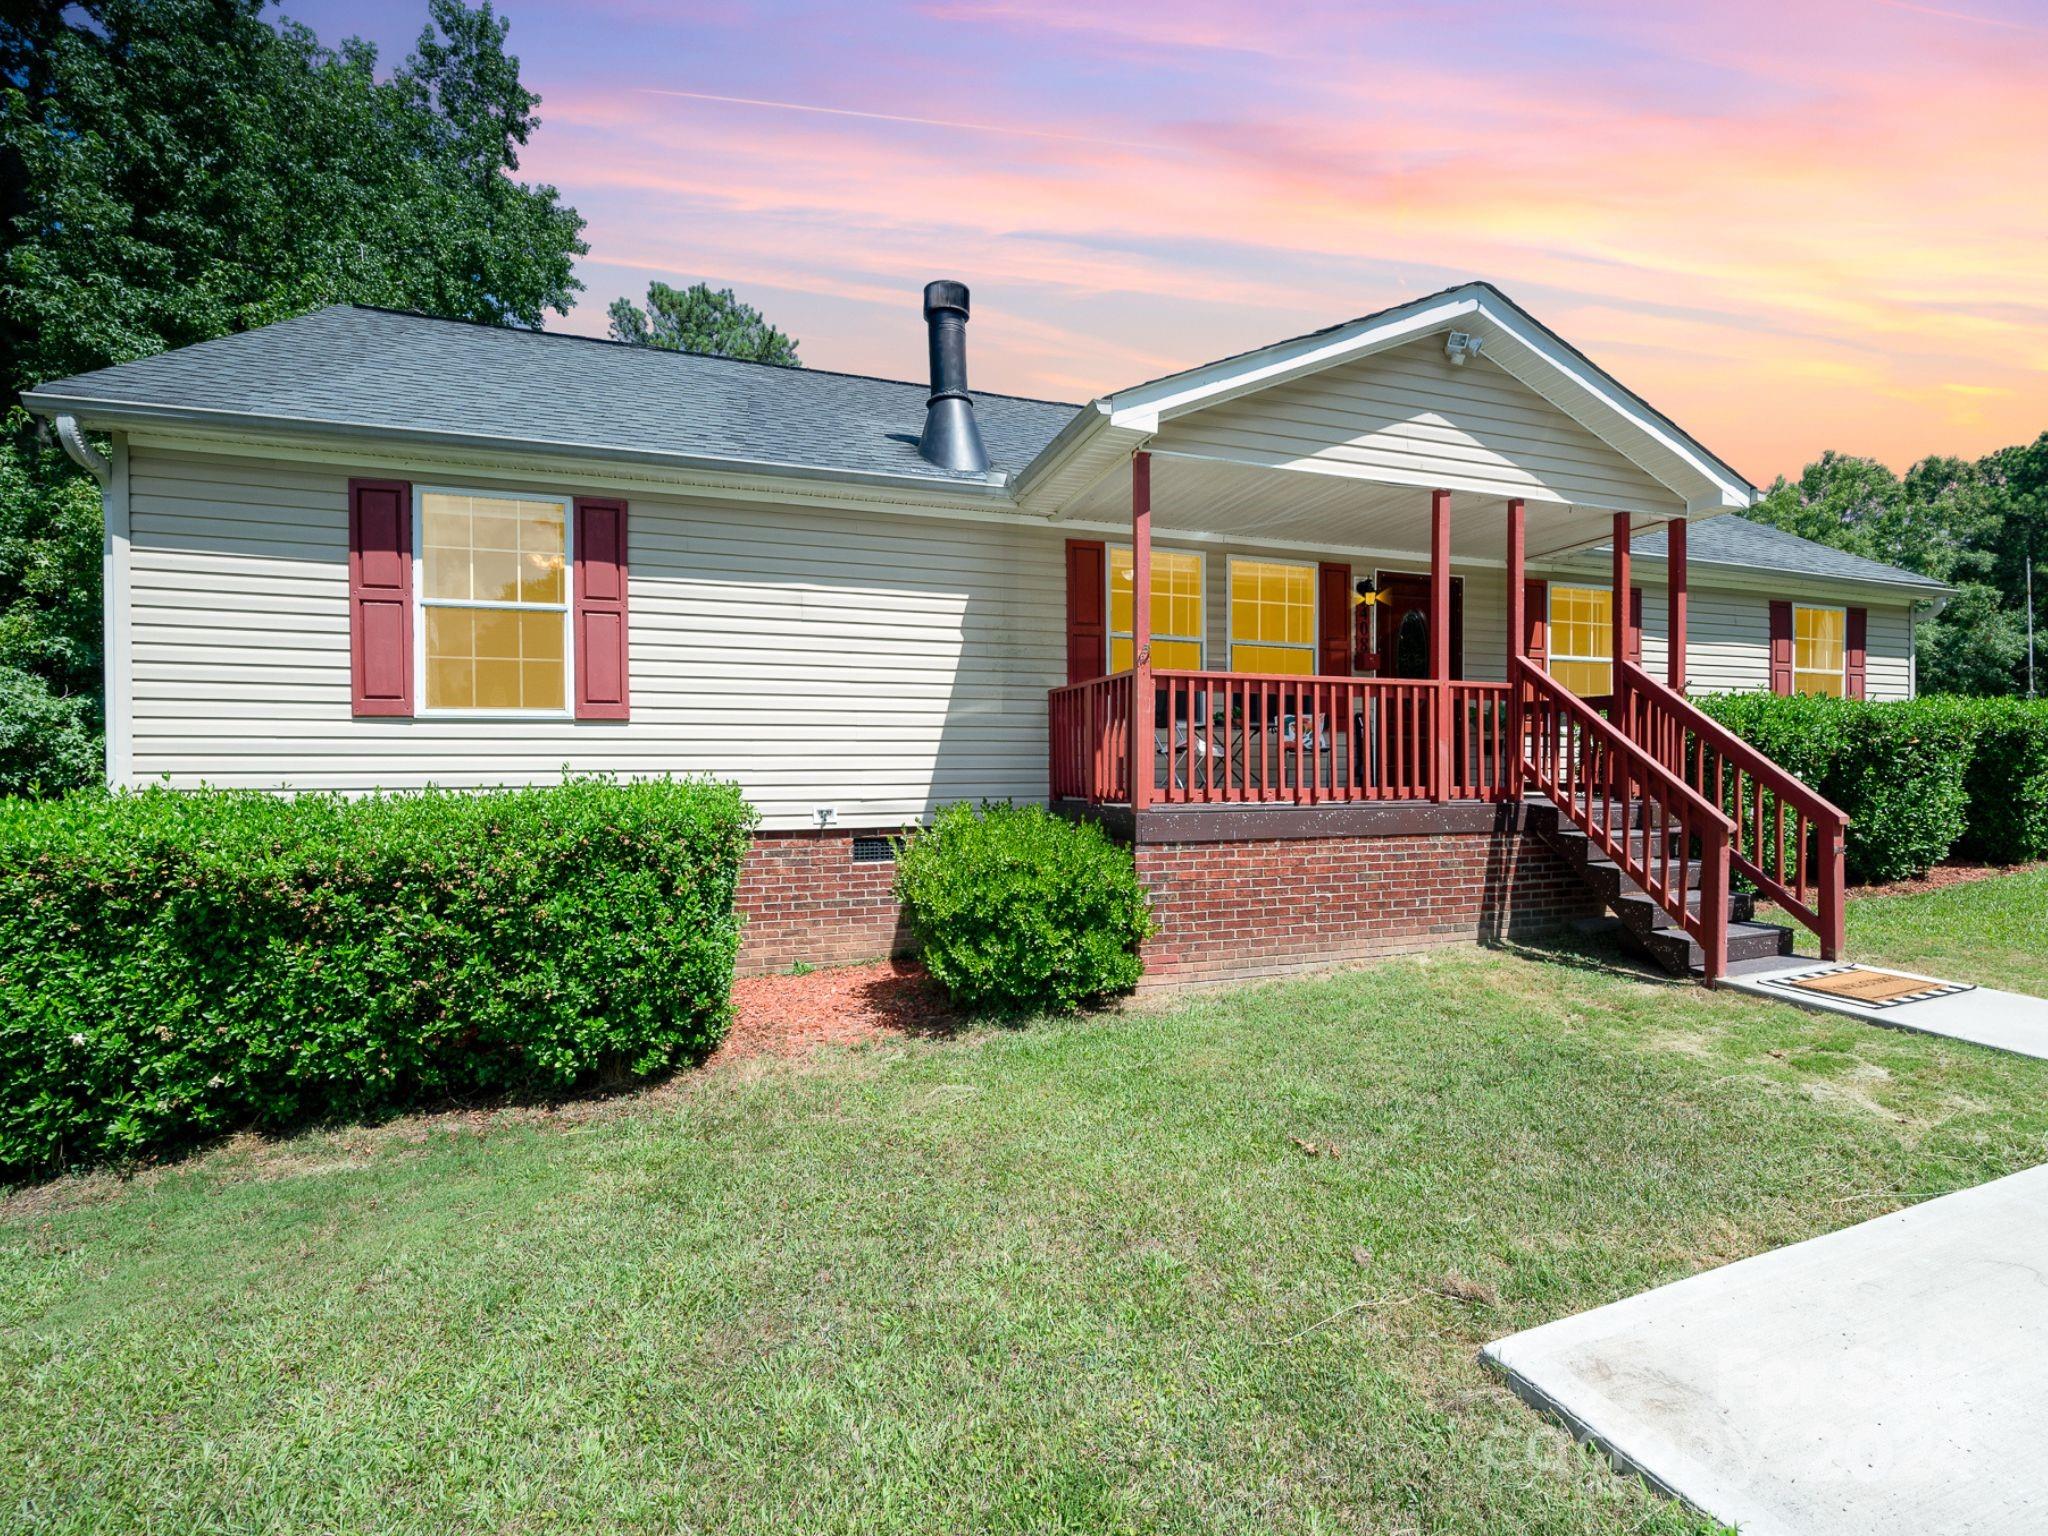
[1761,964,1974,1010]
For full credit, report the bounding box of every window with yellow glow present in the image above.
[419,491,570,712]
[1793,605,1846,697]
[1108,546,1204,671]
[1229,558,1316,675]
[1548,585,1613,696]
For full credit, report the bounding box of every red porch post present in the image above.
[1129,451,1153,812]
[1611,511,1631,726]
[1667,516,1688,692]
[1505,498,1526,799]
[1431,488,1452,801]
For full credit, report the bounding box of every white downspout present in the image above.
[54,413,111,486]
[54,416,129,788]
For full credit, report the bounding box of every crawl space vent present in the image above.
[851,836,896,864]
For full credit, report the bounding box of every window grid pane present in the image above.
[1107,547,1203,667]
[1229,560,1315,672]
[421,492,569,712]
[1548,585,1613,696]
[1794,606,1844,678]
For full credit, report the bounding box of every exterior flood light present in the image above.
[1445,331,1482,365]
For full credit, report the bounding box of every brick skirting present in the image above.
[1134,826,1600,988]
[736,830,910,974]
[735,814,1598,987]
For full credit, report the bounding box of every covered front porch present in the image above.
[1022,289,1844,982]
[1049,452,1689,812]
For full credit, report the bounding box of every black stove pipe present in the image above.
[917,280,990,474]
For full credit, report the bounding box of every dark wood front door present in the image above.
[1375,574,1464,679]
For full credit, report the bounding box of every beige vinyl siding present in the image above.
[126,448,1067,828]
[1548,577,1915,701]
[1157,336,1684,517]
[122,448,1924,825]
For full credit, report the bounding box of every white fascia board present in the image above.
[1011,397,1115,501]
[118,425,1061,535]
[1104,289,1483,427]
[24,395,1021,508]
[1463,291,1754,512]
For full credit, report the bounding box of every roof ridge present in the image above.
[336,304,1085,411]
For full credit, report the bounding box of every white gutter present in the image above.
[54,413,111,486]
[24,393,1018,503]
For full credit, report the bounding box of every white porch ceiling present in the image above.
[1052,450,1670,563]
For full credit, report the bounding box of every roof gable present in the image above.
[1148,332,1685,517]
[1089,282,1755,516]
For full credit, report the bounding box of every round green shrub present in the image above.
[893,802,1153,1014]
[0,776,756,1178]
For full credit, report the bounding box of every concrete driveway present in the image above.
[1484,1163,2048,1535]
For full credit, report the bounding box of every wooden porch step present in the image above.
[1525,793,1787,982]
[1637,920,1794,977]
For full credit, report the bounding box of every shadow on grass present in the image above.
[1484,926,1691,987]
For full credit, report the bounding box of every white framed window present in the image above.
[414,486,574,716]
[1228,557,1317,675]
[1109,545,1205,671]
[1793,604,1846,697]
[1548,584,1613,696]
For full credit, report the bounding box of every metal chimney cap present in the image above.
[923,280,971,319]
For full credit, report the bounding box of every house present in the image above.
[25,282,1949,986]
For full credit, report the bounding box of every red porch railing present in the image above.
[1048,670,1134,804]
[1616,661,1849,959]
[1516,657,1737,979]
[1050,670,1514,807]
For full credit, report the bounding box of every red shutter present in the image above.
[1845,607,1868,700]
[349,478,413,717]
[1768,600,1794,695]
[1523,579,1548,664]
[1065,539,1107,683]
[1625,586,1644,664]
[1317,562,1351,676]
[574,497,630,720]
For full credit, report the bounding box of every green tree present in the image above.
[607,281,801,366]
[0,0,588,790]
[1748,441,2043,696]
[2,0,587,397]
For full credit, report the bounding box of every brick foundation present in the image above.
[734,816,1600,987]
[1134,825,1600,988]
[736,830,909,974]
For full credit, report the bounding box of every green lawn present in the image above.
[5,885,2048,1534]
[1831,864,2048,995]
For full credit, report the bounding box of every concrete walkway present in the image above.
[1721,961,2048,1061]
[1484,1164,2048,1536]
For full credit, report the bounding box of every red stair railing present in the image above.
[1515,657,1738,980]
[1616,662,1849,960]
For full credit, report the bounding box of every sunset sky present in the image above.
[288,0,2048,485]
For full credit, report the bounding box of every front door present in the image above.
[1375,574,1464,679]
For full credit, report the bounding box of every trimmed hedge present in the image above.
[894,802,1153,1014]
[0,777,755,1178]
[1958,698,2048,864]
[1691,693,2048,882]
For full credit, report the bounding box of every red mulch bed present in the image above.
[1851,860,2043,899]
[713,959,961,1065]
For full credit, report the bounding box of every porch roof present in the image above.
[1015,282,1760,561]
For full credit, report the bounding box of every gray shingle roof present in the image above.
[22,304,1083,486]
[24,302,1942,594]
[1597,516,1947,593]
